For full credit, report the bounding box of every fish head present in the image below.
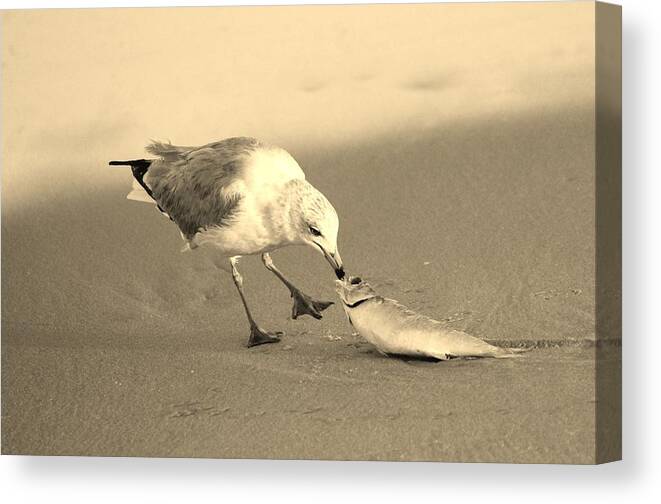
[335,276,378,307]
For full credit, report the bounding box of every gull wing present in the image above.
[143,138,262,238]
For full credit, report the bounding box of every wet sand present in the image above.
[2,108,612,462]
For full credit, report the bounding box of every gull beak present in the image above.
[314,242,345,279]
[326,250,345,280]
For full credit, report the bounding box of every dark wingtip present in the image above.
[109,159,152,169]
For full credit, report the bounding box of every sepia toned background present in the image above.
[2,2,616,462]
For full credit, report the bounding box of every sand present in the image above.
[3,341,616,463]
[2,107,614,462]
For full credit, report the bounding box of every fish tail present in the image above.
[493,347,530,358]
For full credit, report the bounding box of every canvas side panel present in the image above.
[595,1,622,464]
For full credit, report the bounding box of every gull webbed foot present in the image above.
[247,326,283,347]
[290,289,334,320]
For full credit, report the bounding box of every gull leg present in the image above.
[230,257,283,347]
[261,253,334,320]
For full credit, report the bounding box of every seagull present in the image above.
[110,137,344,347]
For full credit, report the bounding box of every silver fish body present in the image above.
[336,277,523,360]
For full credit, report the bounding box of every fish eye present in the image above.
[308,225,322,237]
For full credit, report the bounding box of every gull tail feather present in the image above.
[127,178,157,204]
[109,159,154,202]
[109,158,171,219]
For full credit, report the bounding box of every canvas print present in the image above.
[1,1,621,463]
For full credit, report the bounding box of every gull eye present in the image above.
[308,225,322,237]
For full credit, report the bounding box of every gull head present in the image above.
[290,180,344,279]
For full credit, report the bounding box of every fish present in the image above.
[335,276,526,360]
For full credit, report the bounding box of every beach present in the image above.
[1,3,616,463]
[2,108,614,463]
[3,340,615,463]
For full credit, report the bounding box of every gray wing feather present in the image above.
[145,137,262,238]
